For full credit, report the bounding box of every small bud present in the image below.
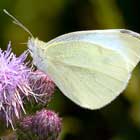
[17,116,33,140]
[20,116,33,131]
[29,70,55,105]
[18,109,62,140]
[32,109,62,140]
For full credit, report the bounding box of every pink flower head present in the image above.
[19,109,62,140]
[0,43,56,129]
[0,42,34,128]
[29,70,55,105]
[32,109,62,140]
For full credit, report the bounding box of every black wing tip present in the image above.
[120,29,140,39]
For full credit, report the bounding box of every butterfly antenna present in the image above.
[3,9,33,37]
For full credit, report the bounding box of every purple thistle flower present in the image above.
[29,70,55,105]
[19,109,62,140]
[0,42,57,130]
[0,42,35,128]
[32,109,62,140]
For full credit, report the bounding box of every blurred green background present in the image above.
[0,0,140,140]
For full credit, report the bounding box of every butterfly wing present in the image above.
[29,29,140,109]
[46,29,140,72]
[45,41,131,109]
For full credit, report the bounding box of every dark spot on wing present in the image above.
[120,29,140,39]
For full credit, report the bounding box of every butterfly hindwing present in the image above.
[46,41,130,109]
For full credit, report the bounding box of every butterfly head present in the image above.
[3,9,49,72]
[28,38,48,71]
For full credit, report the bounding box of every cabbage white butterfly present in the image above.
[4,9,140,109]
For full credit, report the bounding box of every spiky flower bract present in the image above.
[29,70,55,106]
[18,109,62,140]
[32,109,62,140]
[0,42,34,128]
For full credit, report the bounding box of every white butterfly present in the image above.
[4,10,140,109]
